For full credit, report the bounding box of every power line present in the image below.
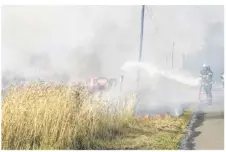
[145,6,176,68]
[144,6,166,45]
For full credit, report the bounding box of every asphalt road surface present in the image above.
[193,86,224,150]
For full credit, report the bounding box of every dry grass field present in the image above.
[2,82,191,150]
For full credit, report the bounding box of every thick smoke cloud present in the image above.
[2,5,224,109]
[184,22,224,80]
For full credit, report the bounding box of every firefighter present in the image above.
[200,64,213,104]
[220,72,224,87]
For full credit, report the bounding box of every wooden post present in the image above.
[137,5,145,90]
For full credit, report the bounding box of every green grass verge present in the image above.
[92,111,192,150]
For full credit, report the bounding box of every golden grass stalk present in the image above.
[2,82,136,150]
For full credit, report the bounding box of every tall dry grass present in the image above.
[2,82,137,150]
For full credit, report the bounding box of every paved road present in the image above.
[193,86,224,150]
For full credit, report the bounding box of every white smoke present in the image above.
[2,6,224,116]
[2,6,223,78]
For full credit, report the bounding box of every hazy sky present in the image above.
[2,5,224,80]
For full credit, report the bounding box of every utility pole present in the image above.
[182,52,185,69]
[172,41,175,68]
[166,55,168,67]
[120,75,124,92]
[136,5,145,90]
